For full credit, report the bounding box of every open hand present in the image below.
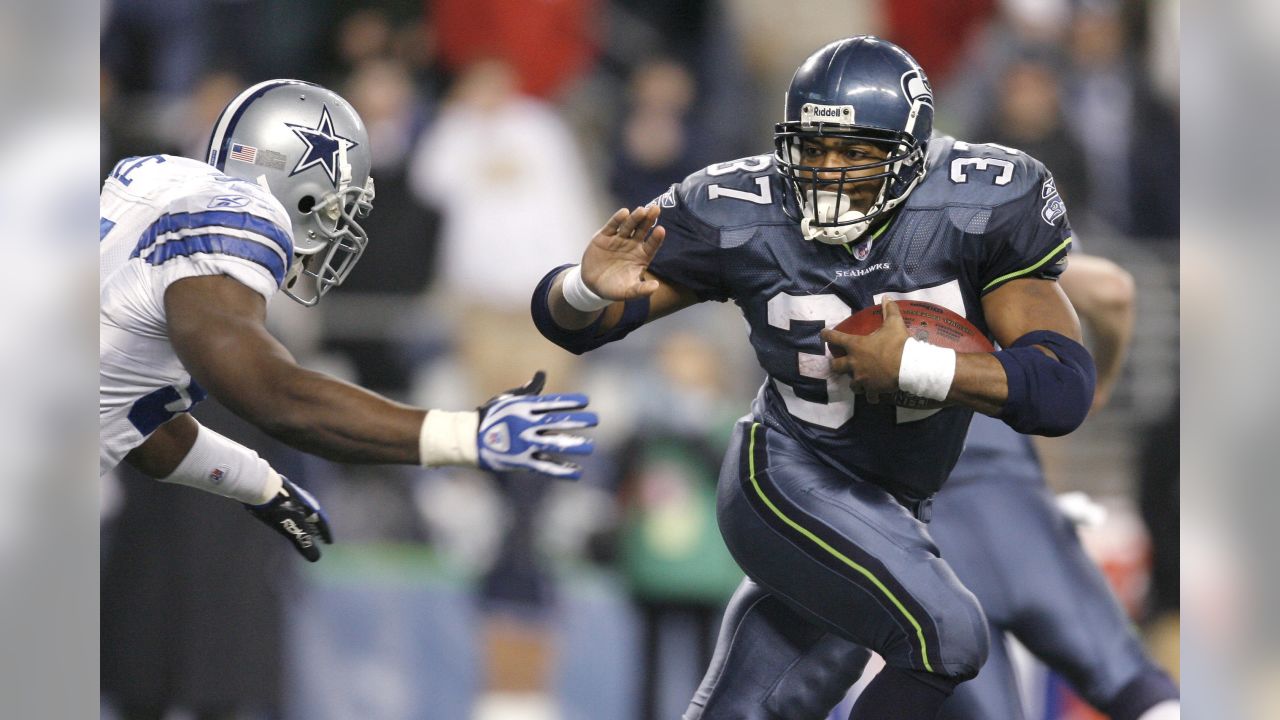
[579,205,667,301]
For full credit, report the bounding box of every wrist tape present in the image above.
[898,337,957,402]
[561,264,612,312]
[419,410,479,466]
[161,424,282,504]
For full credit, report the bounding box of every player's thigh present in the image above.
[716,420,988,680]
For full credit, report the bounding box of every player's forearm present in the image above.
[943,351,1010,416]
[1075,288,1133,408]
[547,268,614,329]
[240,366,426,464]
[1059,255,1135,407]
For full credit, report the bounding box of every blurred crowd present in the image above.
[99,1,1180,719]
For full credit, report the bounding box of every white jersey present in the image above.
[99,155,294,475]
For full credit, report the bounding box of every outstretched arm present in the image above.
[168,274,425,464]
[166,276,595,476]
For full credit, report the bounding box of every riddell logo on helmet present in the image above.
[801,104,855,125]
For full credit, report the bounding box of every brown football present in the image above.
[831,300,994,409]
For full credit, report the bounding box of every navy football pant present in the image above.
[685,419,988,719]
[932,471,1178,720]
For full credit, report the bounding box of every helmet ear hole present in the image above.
[297,195,316,213]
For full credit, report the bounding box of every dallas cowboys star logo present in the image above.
[286,105,358,187]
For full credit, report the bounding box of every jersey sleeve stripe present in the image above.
[144,233,287,285]
[981,236,1072,292]
[131,210,293,260]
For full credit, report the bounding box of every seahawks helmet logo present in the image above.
[900,69,933,107]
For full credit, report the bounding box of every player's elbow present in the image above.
[994,331,1097,437]
[1093,265,1135,316]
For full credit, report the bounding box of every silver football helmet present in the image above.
[206,79,375,305]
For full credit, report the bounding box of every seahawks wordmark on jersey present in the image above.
[647,135,1073,498]
[99,155,294,475]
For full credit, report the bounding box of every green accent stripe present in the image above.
[746,423,933,672]
[982,236,1073,292]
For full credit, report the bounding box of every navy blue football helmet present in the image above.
[774,36,934,244]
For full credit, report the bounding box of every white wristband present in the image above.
[560,264,612,312]
[161,423,282,505]
[420,410,479,467]
[898,337,956,402]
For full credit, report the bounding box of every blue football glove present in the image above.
[476,371,598,479]
[244,476,333,562]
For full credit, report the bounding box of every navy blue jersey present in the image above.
[647,136,1073,497]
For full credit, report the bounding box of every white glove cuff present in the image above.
[561,264,612,312]
[898,337,956,402]
[420,410,479,467]
[161,423,282,505]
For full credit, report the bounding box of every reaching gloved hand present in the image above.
[244,475,333,562]
[476,370,598,479]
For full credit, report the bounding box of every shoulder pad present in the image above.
[909,135,1049,212]
[668,154,793,232]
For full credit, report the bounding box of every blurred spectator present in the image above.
[609,331,742,720]
[973,55,1089,210]
[321,58,441,395]
[408,58,598,719]
[101,0,209,97]
[605,0,754,161]
[883,0,997,89]
[1062,0,1178,238]
[931,0,1071,135]
[430,0,598,99]
[608,59,713,206]
[177,71,247,159]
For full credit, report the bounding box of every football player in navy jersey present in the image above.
[532,36,1096,718]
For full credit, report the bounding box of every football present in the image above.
[830,300,994,409]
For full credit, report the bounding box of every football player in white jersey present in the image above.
[100,80,597,561]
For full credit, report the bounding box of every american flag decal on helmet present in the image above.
[229,143,258,164]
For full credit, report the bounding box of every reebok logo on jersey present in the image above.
[658,187,677,208]
[1040,176,1067,225]
[208,194,250,208]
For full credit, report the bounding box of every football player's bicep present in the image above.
[165,275,298,420]
[981,277,1082,351]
